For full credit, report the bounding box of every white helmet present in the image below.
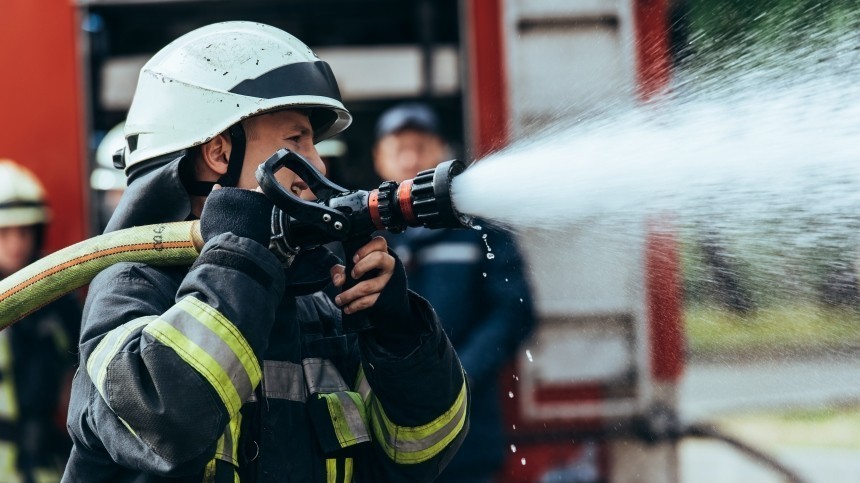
[122,21,352,177]
[0,160,49,228]
[91,121,128,191]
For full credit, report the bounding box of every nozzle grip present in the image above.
[341,236,376,333]
[256,149,350,239]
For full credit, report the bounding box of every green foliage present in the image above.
[685,304,860,357]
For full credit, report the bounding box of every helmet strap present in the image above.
[217,123,247,188]
[182,123,247,196]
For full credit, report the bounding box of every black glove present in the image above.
[199,188,273,246]
[365,251,425,354]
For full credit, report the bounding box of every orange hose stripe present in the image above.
[1,241,195,299]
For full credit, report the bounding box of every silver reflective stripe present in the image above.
[415,243,481,264]
[369,379,469,464]
[303,358,348,394]
[263,360,306,401]
[335,392,370,445]
[161,310,254,402]
[216,418,236,466]
[370,395,467,453]
[355,366,372,404]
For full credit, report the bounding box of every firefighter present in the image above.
[0,160,80,483]
[90,122,128,232]
[373,103,535,482]
[63,22,468,483]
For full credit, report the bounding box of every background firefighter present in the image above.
[0,160,80,483]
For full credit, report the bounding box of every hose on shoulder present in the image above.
[0,221,204,330]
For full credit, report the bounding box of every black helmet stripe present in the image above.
[229,61,342,102]
[0,200,45,210]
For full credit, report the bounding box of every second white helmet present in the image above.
[122,21,352,174]
[0,160,49,228]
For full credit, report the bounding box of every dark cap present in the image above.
[375,103,442,141]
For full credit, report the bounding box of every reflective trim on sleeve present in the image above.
[369,379,468,464]
[204,413,242,483]
[203,459,217,483]
[143,296,261,415]
[318,391,370,448]
[214,413,242,466]
[86,316,156,402]
[263,360,306,401]
[303,358,348,394]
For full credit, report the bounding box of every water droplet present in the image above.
[510,444,517,453]
[508,391,514,398]
[486,253,495,260]
[519,298,523,303]
[526,350,533,362]
[514,375,519,381]
[521,457,527,466]
[512,424,517,430]
[505,278,509,282]
[482,272,487,277]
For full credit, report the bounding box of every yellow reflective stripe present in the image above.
[86,316,155,402]
[117,416,139,438]
[0,441,21,483]
[213,413,242,466]
[322,393,354,445]
[0,333,17,420]
[179,297,261,386]
[326,458,337,483]
[32,467,62,483]
[144,321,242,415]
[204,413,242,482]
[203,459,217,483]
[143,296,261,415]
[370,379,468,464]
[319,392,369,448]
[344,458,353,482]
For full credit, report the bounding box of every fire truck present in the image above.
[0,1,685,481]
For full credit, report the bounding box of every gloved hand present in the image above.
[365,251,413,332]
[365,253,424,354]
[199,187,274,246]
[332,238,424,354]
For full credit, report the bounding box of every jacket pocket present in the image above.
[307,391,370,455]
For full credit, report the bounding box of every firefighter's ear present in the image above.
[198,132,232,176]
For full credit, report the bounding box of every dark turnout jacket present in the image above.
[388,227,534,480]
[62,156,468,483]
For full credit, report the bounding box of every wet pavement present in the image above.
[680,353,860,420]
[679,354,860,482]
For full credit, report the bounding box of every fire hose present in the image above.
[0,149,471,332]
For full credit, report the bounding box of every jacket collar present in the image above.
[104,153,191,233]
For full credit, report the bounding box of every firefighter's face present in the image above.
[0,225,37,276]
[238,109,326,200]
[374,129,447,182]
